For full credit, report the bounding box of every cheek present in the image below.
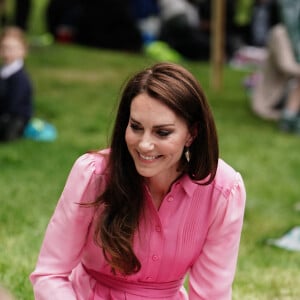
[169,135,189,150]
[12,49,23,58]
[125,127,135,147]
[159,140,185,158]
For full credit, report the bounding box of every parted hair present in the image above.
[93,62,219,275]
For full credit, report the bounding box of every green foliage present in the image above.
[1,1,300,299]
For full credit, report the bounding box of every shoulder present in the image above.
[193,159,246,226]
[188,159,245,199]
[191,159,245,200]
[213,159,245,199]
[61,149,110,203]
[11,67,29,78]
[181,160,245,231]
[9,68,32,86]
[215,159,239,182]
[73,148,110,176]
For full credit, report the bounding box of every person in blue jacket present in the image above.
[0,26,33,141]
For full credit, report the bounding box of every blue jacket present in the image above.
[0,67,33,122]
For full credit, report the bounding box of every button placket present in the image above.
[167,196,174,202]
[152,254,159,261]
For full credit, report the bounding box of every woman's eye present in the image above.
[156,130,171,137]
[130,123,142,131]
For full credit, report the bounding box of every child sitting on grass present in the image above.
[0,26,33,142]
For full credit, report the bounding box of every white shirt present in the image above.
[0,59,24,79]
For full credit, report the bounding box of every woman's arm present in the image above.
[30,153,105,299]
[188,172,246,299]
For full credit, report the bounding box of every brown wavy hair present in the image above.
[93,62,219,275]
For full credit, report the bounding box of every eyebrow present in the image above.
[129,117,175,128]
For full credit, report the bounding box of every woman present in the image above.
[251,0,300,132]
[251,24,300,128]
[30,62,246,299]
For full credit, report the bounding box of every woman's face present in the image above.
[125,93,193,181]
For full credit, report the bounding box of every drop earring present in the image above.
[184,148,191,162]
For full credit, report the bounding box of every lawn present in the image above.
[1,2,300,299]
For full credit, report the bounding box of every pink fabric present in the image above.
[30,150,246,299]
[83,265,184,298]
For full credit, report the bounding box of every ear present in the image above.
[185,135,193,147]
[185,124,198,147]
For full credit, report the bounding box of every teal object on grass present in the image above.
[24,118,57,142]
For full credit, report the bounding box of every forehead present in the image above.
[130,93,187,125]
[131,93,174,114]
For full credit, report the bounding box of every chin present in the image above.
[134,166,156,178]
[135,169,153,178]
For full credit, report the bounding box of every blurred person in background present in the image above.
[46,0,143,51]
[250,0,279,47]
[157,0,208,60]
[45,0,82,43]
[233,0,279,48]
[250,0,300,133]
[156,0,258,61]
[0,26,33,141]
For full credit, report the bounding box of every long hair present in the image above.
[93,62,219,275]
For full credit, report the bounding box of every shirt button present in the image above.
[152,255,159,261]
[167,196,174,202]
[155,225,161,232]
[146,276,153,280]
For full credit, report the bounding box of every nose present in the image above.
[138,134,154,151]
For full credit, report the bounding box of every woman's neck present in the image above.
[145,171,182,209]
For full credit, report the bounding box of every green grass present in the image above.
[1,2,300,299]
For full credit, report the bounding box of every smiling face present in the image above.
[125,93,193,182]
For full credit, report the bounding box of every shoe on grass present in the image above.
[278,116,297,133]
[294,117,300,134]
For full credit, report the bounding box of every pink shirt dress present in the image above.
[30,149,246,299]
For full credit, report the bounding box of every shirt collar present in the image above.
[176,173,198,197]
[0,59,24,79]
[176,173,214,197]
[143,173,207,199]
